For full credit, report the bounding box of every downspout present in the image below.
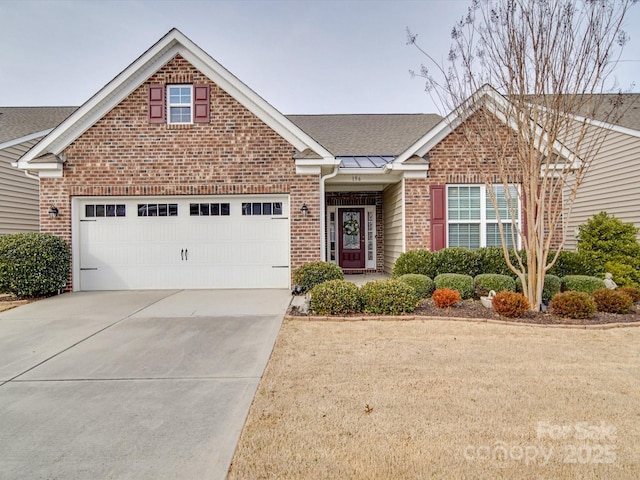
[24,170,40,181]
[319,165,340,261]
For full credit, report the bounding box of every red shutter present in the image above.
[148,84,165,123]
[430,185,447,251]
[193,84,210,123]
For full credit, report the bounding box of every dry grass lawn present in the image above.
[229,319,640,479]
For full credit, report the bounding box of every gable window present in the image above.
[168,85,192,124]
[447,185,519,248]
[148,83,210,124]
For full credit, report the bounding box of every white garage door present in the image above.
[75,196,290,290]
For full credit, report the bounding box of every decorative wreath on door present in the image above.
[343,219,360,236]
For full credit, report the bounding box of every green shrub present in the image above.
[546,250,604,278]
[618,286,640,303]
[434,273,475,299]
[360,280,418,315]
[561,275,606,295]
[604,261,640,288]
[292,261,344,292]
[476,247,521,277]
[310,280,362,316]
[474,274,516,297]
[397,274,434,298]
[578,212,640,262]
[591,288,633,314]
[0,233,70,298]
[550,291,597,319]
[432,247,481,277]
[392,250,435,278]
[515,274,561,301]
[432,288,461,308]
[492,291,530,318]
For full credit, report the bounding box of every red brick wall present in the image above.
[40,54,321,284]
[404,108,563,251]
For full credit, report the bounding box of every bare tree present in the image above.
[408,0,636,310]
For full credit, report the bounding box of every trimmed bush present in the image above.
[561,275,606,295]
[476,247,521,277]
[432,247,481,277]
[360,280,418,315]
[474,274,516,298]
[515,274,561,301]
[547,250,604,278]
[0,233,70,298]
[592,288,633,314]
[434,273,475,299]
[292,261,343,292]
[550,291,597,319]
[618,286,640,303]
[310,280,362,316]
[432,288,461,308]
[397,274,435,298]
[392,249,435,278]
[492,291,530,318]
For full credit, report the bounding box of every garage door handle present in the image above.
[185,249,188,261]
[181,249,184,261]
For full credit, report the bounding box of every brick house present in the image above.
[17,29,542,291]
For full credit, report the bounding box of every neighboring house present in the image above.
[15,29,631,291]
[0,107,75,234]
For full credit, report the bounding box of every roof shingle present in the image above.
[0,107,77,144]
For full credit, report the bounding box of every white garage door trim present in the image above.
[71,195,290,291]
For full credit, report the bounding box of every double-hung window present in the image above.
[168,85,192,124]
[447,184,519,248]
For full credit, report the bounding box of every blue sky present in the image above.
[1,0,638,114]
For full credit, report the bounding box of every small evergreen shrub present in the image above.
[550,291,597,319]
[397,274,435,298]
[591,288,633,314]
[434,273,475,299]
[577,212,640,261]
[392,249,435,278]
[310,280,362,316]
[561,275,606,294]
[604,261,640,288]
[547,250,604,278]
[474,274,516,297]
[432,288,461,308]
[432,247,481,277]
[0,233,70,298]
[292,261,344,292]
[492,291,530,318]
[360,280,418,315]
[476,247,521,277]
[515,274,561,301]
[618,286,640,303]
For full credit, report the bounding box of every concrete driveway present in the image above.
[0,289,290,480]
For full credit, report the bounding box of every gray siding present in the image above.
[0,138,40,234]
[382,181,404,274]
[564,129,640,250]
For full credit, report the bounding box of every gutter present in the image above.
[319,165,340,261]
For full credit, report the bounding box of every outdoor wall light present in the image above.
[48,206,59,218]
[300,203,309,216]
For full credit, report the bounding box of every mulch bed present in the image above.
[289,297,640,326]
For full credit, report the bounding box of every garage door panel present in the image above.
[77,196,290,290]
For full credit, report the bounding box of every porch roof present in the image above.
[338,155,395,168]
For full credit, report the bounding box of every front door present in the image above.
[338,208,365,269]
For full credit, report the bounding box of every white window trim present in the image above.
[447,184,521,249]
[167,84,193,124]
[326,205,376,269]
